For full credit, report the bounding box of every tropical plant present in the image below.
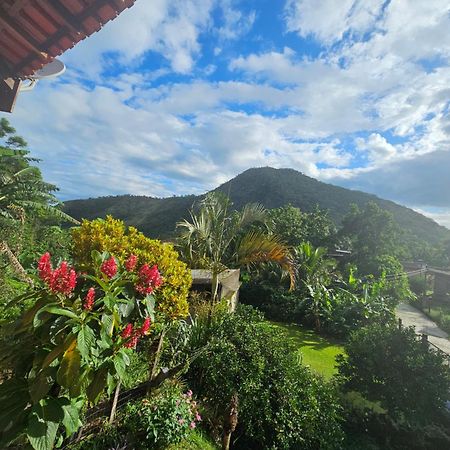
[71,216,192,319]
[0,118,76,297]
[0,250,162,449]
[296,242,337,330]
[177,192,295,300]
[0,118,76,225]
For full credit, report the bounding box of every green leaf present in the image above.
[113,352,127,379]
[29,369,54,403]
[42,335,76,369]
[101,313,114,336]
[68,367,93,398]
[77,325,95,360]
[118,299,135,318]
[40,306,79,321]
[86,367,108,404]
[144,295,155,319]
[20,297,52,330]
[56,340,81,392]
[61,402,82,437]
[106,373,117,396]
[26,399,64,450]
[103,295,116,310]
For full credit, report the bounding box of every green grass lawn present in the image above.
[269,321,345,379]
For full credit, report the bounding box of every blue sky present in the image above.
[3,0,450,227]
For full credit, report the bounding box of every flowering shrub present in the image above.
[71,216,191,319]
[122,381,202,448]
[0,250,164,450]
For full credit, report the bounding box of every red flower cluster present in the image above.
[84,287,95,310]
[121,323,133,339]
[125,254,138,272]
[38,253,77,295]
[140,317,151,335]
[101,256,117,278]
[135,264,162,295]
[121,317,152,348]
[38,252,52,283]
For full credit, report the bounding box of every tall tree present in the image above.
[0,118,76,280]
[339,202,406,275]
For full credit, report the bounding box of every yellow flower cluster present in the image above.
[71,216,191,319]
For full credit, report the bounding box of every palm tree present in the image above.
[177,192,295,301]
[296,242,336,331]
[0,119,78,281]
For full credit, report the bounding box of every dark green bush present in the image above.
[239,281,305,322]
[337,323,450,425]
[187,305,343,449]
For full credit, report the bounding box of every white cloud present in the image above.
[355,133,397,163]
[284,0,385,45]
[61,0,215,76]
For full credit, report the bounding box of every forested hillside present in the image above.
[64,167,450,245]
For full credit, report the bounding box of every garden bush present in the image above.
[71,216,192,319]
[122,381,202,449]
[239,280,305,322]
[337,323,450,425]
[69,381,203,450]
[186,305,344,449]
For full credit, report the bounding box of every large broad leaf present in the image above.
[118,299,135,318]
[56,340,81,391]
[29,368,55,403]
[68,367,93,398]
[20,298,53,330]
[61,401,82,437]
[0,379,30,444]
[34,306,79,327]
[86,367,108,404]
[113,351,128,379]
[26,399,64,450]
[101,313,114,336]
[41,334,76,369]
[77,325,95,360]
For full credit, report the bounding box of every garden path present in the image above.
[396,303,450,355]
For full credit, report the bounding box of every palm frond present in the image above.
[237,230,296,289]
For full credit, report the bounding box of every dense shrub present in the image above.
[239,280,305,322]
[341,393,450,450]
[122,382,202,449]
[187,306,344,449]
[71,216,192,319]
[337,323,450,425]
[69,382,203,450]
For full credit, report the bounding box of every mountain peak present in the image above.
[65,167,449,243]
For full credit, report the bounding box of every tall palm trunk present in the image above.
[0,240,33,285]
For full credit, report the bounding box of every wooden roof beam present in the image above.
[0,14,47,60]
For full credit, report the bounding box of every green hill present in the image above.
[64,167,449,244]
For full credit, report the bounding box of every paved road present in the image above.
[396,303,450,355]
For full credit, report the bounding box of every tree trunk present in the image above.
[150,329,167,381]
[222,393,238,450]
[109,380,121,423]
[0,240,33,285]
